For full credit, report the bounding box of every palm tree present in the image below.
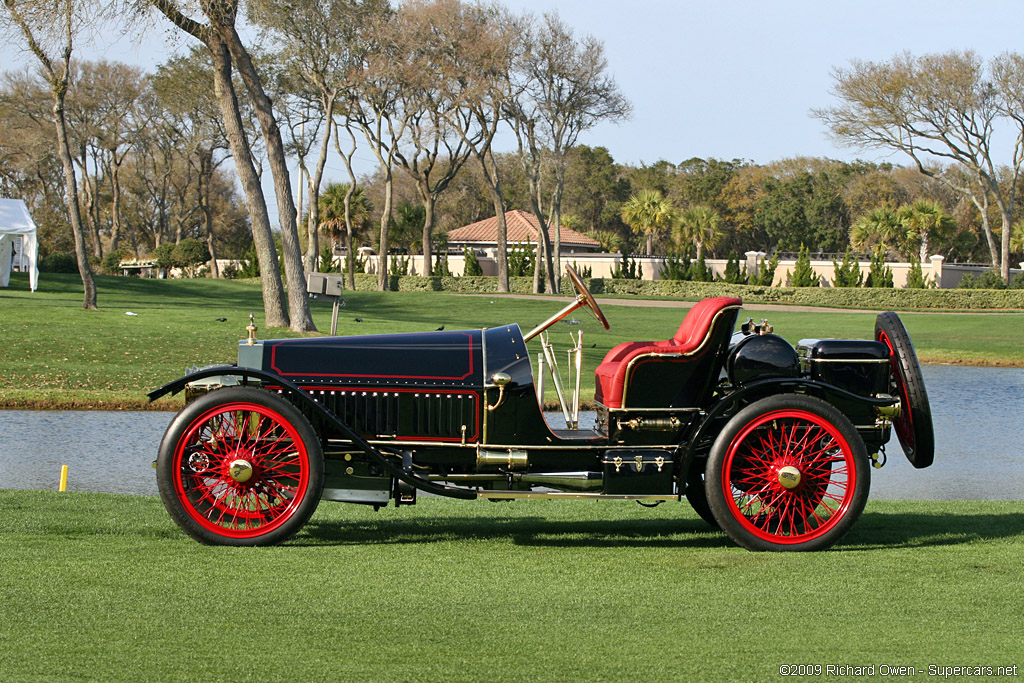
[850,206,903,255]
[897,200,956,262]
[319,182,371,287]
[674,205,723,261]
[620,189,674,255]
[1010,219,1024,257]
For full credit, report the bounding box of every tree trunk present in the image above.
[108,160,123,251]
[219,25,315,332]
[208,37,288,327]
[344,183,356,290]
[378,169,393,291]
[527,176,553,294]
[199,152,218,278]
[53,98,97,309]
[418,179,436,277]
[478,150,509,293]
[305,96,335,274]
[77,153,102,259]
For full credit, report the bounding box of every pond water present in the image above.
[1,366,1021,500]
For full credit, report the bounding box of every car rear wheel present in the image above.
[157,386,324,546]
[706,394,870,552]
[875,311,934,468]
[684,464,719,528]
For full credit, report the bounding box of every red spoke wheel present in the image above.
[875,312,934,469]
[706,395,870,551]
[157,387,324,546]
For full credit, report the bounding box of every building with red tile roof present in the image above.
[445,210,601,253]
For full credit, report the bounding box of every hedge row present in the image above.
[344,274,1024,309]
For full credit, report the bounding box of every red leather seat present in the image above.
[594,297,742,408]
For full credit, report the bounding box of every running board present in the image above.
[477,491,680,501]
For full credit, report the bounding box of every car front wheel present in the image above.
[156,386,324,546]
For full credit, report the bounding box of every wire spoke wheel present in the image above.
[706,395,869,551]
[157,387,324,546]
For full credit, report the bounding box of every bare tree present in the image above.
[430,0,522,292]
[348,6,409,291]
[252,0,387,274]
[331,115,362,289]
[510,12,630,292]
[140,0,291,326]
[386,0,479,277]
[815,50,1022,282]
[1,0,97,308]
[152,50,233,275]
[144,0,314,330]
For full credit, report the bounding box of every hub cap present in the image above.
[229,458,254,483]
[777,465,801,489]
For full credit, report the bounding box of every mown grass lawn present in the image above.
[0,491,1021,681]
[1,272,1023,409]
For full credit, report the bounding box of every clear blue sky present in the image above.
[4,0,1024,211]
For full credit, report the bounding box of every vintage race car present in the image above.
[150,266,934,551]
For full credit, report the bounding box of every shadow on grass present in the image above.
[842,511,1024,550]
[298,514,731,549]
[297,509,1024,551]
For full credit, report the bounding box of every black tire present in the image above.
[706,394,870,552]
[875,312,934,468]
[684,463,719,528]
[156,386,325,546]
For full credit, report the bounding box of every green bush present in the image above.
[831,249,863,287]
[463,248,483,276]
[389,254,410,277]
[957,271,1008,290]
[865,246,894,288]
[101,249,129,275]
[723,252,747,284]
[172,238,211,274]
[749,252,778,286]
[507,244,534,277]
[39,252,78,273]
[611,255,642,279]
[789,245,819,287]
[659,254,691,281]
[906,255,929,289]
[432,253,451,277]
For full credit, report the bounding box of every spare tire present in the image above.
[875,312,934,468]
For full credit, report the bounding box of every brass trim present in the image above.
[229,459,253,483]
[523,294,589,343]
[620,304,741,407]
[486,372,511,412]
[875,402,902,420]
[477,491,680,501]
[245,312,258,346]
[476,448,529,470]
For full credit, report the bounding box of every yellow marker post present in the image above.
[59,465,68,492]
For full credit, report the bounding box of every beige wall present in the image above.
[342,251,1023,288]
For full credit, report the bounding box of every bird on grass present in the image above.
[216,317,227,322]
[354,317,363,322]
[435,325,445,331]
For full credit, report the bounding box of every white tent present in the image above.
[0,198,39,291]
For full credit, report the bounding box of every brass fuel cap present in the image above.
[229,459,254,483]
[777,465,802,490]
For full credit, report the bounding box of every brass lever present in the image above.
[486,372,512,411]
